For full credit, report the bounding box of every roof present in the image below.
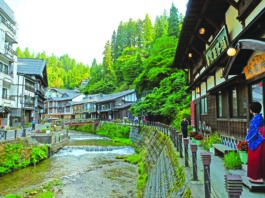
[17,58,46,75]
[69,90,135,105]
[113,103,133,110]
[17,58,48,86]
[96,89,135,103]
[173,0,230,69]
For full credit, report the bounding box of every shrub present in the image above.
[203,132,221,151]
[224,152,242,169]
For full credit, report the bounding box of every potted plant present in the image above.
[236,141,248,164]
[194,134,204,146]
[203,132,221,152]
[224,151,242,169]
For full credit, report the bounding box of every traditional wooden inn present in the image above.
[16,58,48,124]
[44,89,137,121]
[44,88,84,120]
[173,0,265,146]
[95,89,137,121]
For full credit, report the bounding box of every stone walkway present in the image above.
[178,141,265,198]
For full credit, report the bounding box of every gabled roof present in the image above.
[46,88,81,101]
[96,89,135,103]
[17,58,48,86]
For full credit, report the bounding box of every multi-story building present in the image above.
[45,88,84,120]
[173,0,265,144]
[15,58,48,125]
[96,89,137,120]
[44,89,137,121]
[0,0,17,127]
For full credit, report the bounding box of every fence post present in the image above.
[21,128,26,137]
[183,138,189,167]
[190,144,198,181]
[178,133,183,158]
[4,130,7,140]
[225,174,243,198]
[201,152,211,198]
[175,131,179,151]
[14,130,17,139]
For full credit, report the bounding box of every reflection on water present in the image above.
[0,132,134,196]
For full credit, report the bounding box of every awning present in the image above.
[0,106,11,113]
[223,39,265,79]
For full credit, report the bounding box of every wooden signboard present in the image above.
[243,54,265,80]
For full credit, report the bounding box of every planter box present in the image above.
[239,151,248,164]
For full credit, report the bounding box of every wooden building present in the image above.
[173,0,265,145]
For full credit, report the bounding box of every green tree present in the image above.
[168,3,180,38]
[154,11,169,39]
[143,14,154,50]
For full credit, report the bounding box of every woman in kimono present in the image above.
[246,102,265,183]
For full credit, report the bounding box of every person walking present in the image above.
[181,118,189,138]
[246,101,265,183]
[32,119,36,131]
[134,116,138,124]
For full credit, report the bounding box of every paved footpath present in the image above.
[178,142,265,198]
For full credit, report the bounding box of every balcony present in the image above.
[1,16,16,34]
[4,45,16,61]
[2,95,15,101]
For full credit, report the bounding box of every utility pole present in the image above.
[21,76,26,137]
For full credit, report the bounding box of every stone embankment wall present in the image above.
[130,126,190,198]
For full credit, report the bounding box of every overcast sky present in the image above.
[5,0,188,65]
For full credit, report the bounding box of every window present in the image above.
[251,81,263,115]
[217,91,228,118]
[218,85,248,118]
[230,86,248,118]
[201,97,207,114]
[2,88,7,99]
[66,106,70,112]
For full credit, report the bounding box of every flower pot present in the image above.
[195,140,202,146]
[238,151,248,164]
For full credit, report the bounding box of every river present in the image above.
[0,132,138,198]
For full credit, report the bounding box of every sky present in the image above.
[5,0,188,65]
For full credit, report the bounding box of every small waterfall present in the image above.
[55,146,135,157]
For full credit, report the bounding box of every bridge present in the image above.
[63,119,100,127]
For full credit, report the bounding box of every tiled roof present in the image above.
[46,88,81,101]
[96,89,135,103]
[113,103,133,109]
[17,58,46,76]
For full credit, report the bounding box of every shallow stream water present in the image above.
[0,132,138,197]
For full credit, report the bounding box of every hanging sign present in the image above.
[243,54,265,80]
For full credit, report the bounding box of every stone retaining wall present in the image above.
[130,126,190,198]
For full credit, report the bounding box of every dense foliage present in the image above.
[0,142,48,176]
[69,122,132,145]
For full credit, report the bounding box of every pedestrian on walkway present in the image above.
[134,116,138,124]
[32,119,36,130]
[246,101,265,183]
[181,118,189,138]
